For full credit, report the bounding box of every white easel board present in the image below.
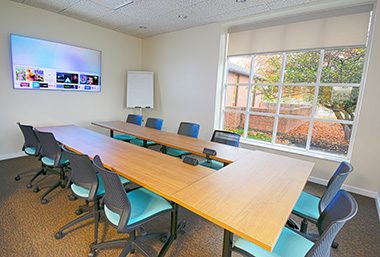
[126,71,154,108]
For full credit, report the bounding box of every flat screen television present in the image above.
[10,34,101,92]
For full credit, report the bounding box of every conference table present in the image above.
[38,123,314,257]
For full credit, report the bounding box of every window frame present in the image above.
[220,45,368,161]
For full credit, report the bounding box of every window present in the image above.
[222,47,366,158]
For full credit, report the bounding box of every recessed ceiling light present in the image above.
[236,0,247,2]
[139,26,147,29]
[92,0,134,10]
[178,14,188,19]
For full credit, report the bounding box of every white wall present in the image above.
[141,2,380,196]
[0,1,142,157]
[141,23,225,139]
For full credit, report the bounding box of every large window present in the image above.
[222,47,366,158]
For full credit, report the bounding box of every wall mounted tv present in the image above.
[10,34,101,92]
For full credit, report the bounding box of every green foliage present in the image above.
[284,51,320,83]
[321,48,366,84]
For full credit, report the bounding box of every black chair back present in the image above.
[319,162,353,212]
[178,122,200,138]
[145,118,163,130]
[126,114,143,126]
[17,122,40,155]
[306,190,358,257]
[93,155,131,232]
[35,130,62,166]
[64,149,98,201]
[211,130,240,147]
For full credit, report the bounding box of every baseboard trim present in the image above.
[375,192,380,221]
[0,151,26,161]
[308,176,377,198]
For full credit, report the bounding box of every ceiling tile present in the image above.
[15,0,325,38]
[61,0,114,22]
[23,0,80,13]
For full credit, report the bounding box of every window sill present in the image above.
[239,138,348,163]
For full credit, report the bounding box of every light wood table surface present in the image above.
[92,121,252,163]
[173,150,313,252]
[38,124,313,256]
[37,125,213,200]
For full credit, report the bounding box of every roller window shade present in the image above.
[228,12,370,56]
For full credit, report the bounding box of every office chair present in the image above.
[14,122,44,187]
[113,114,143,142]
[89,155,173,257]
[233,190,358,257]
[130,117,163,147]
[55,149,130,242]
[164,122,200,158]
[289,162,353,234]
[34,130,70,204]
[199,130,240,170]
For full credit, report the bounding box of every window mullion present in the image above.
[272,53,287,144]
[243,56,255,139]
[306,49,325,151]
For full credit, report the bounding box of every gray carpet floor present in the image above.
[0,156,379,257]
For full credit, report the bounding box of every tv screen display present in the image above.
[10,34,101,92]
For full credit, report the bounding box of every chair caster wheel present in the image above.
[55,231,65,240]
[41,199,48,205]
[26,183,33,189]
[160,234,169,243]
[75,209,83,215]
[68,194,77,201]
[88,250,99,257]
[15,175,21,181]
[33,187,40,193]
[332,241,339,249]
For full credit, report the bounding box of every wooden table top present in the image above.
[38,124,313,252]
[173,151,313,251]
[92,121,252,163]
[36,125,213,200]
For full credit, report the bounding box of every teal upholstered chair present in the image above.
[55,149,130,243]
[130,117,163,147]
[233,190,358,257]
[14,122,45,186]
[89,155,173,257]
[199,130,240,170]
[165,122,200,158]
[292,162,353,233]
[113,114,143,142]
[34,130,70,204]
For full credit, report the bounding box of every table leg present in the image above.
[110,130,114,138]
[222,229,233,257]
[158,203,178,257]
[143,139,148,148]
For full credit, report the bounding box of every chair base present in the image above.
[39,166,69,204]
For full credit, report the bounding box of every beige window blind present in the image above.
[228,12,370,56]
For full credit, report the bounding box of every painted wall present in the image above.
[141,3,380,196]
[141,23,225,139]
[0,1,142,157]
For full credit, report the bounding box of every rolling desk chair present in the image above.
[14,123,43,187]
[34,130,70,204]
[232,190,358,257]
[164,122,200,158]
[199,130,240,170]
[290,162,353,233]
[130,117,163,147]
[55,149,130,242]
[89,155,173,257]
[113,114,143,142]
